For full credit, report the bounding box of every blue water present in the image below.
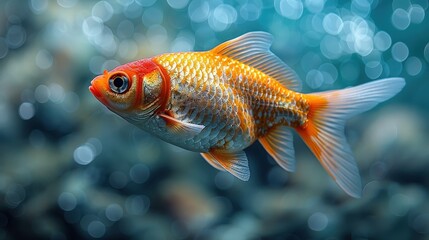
[1,0,428,239]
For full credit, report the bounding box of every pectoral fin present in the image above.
[201,150,250,181]
[159,113,204,138]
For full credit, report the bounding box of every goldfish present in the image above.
[89,32,405,198]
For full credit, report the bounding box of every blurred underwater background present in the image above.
[1,0,429,239]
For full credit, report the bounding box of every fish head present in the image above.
[89,67,138,113]
[89,59,166,117]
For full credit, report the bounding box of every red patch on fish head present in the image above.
[89,66,136,112]
[115,59,159,78]
[89,59,169,114]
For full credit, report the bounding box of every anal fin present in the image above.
[200,152,225,171]
[201,150,250,181]
[259,126,296,172]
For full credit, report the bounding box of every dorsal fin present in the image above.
[210,32,302,91]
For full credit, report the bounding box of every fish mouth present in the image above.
[89,82,100,98]
[89,78,103,98]
[89,80,110,107]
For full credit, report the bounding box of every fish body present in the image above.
[90,32,405,198]
[152,51,308,153]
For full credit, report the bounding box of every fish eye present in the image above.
[109,75,129,94]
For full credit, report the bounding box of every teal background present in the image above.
[0,0,428,239]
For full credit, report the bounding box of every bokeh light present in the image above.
[58,192,77,211]
[275,0,304,20]
[392,8,411,30]
[87,220,106,238]
[92,1,114,22]
[105,204,124,221]
[209,4,238,32]
[167,0,189,10]
[0,38,9,59]
[6,25,27,49]
[405,56,423,76]
[308,212,329,231]
[29,0,48,14]
[129,163,150,184]
[424,42,429,63]
[18,102,35,120]
[323,13,343,35]
[73,145,95,165]
[373,31,392,51]
[392,42,409,62]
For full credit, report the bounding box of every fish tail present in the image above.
[296,78,405,197]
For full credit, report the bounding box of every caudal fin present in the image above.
[296,78,405,198]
